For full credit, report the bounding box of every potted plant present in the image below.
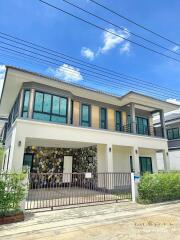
[0,172,27,224]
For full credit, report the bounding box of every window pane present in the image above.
[33,112,50,121]
[23,90,30,112]
[82,105,89,122]
[34,92,43,111]
[52,96,60,114]
[23,112,28,118]
[51,115,66,123]
[100,108,106,129]
[43,94,51,113]
[167,129,173,140]
[173,128,179,139]
[116,111,121,131]
[60,98,67,115]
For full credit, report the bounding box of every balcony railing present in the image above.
[120,123,164,138]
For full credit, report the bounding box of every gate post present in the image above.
[131,172,140,203]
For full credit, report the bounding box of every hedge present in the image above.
[0,172,27,216]
[138,172,180,204]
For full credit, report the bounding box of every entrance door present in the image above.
[23,154,33,170]
[63,156,73,183]
[139,157,152,175]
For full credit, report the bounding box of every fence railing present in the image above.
[25,172,132,210]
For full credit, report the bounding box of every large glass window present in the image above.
[100,107,107,129]
[81,104,91,127]
[136,116,149,135]
[167,128,180,140]
[115,111,121,131]
[22,90,30,118]
[33,91,67,124]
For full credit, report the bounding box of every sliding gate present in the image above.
[25,172,132,210]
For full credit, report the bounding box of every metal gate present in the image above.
[25,172,132,210]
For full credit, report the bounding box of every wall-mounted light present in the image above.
[18,141,21,147]
[166,152,169,156]
[109,147,111,152]
[135,149,138,154]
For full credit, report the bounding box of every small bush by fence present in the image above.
[138,172,180,204]
[0,172,27,217]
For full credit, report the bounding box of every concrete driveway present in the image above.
[0,200,180,240]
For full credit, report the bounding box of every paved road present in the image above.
[1,200,180,240]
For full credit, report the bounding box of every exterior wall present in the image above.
[25,145,97,174]
[91,105,99,129]
[97,144,106,173]
[4,119,169,171]
[112,146,131,172]
[121,111,127,126]
[157,150,180,171]
[108,109,115,130]
[73,101,80,126]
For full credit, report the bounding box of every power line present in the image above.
[62,0,180,57]
[39,0,180,63]
[0,40,179,98]
[0,31,179,95]
[0,43,179,99]
[89,0,180,47]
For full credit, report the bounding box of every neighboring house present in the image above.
[0,66,178,176]
[155,111,180,170]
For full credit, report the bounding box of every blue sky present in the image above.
[0,0,180,102]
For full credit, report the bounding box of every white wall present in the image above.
[112,146,131,173]
[157,150,180,171]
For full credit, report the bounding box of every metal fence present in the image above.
[25,172,132,210]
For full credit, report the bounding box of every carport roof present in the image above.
[0,66,179,117]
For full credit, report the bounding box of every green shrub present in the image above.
[138,172,180,204]
[0,172,27,216]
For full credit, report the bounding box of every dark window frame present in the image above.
[33,91,68,124]
[115,111,122,131]
[22,89,30,118]
[81,103,91,127]
[100,107,107,129]
[167,128,180,140]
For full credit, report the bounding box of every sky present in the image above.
[0,0,180,103]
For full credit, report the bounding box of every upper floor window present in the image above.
[167,128,180,140]
[136,116,149,135]
[100,107,107,129]
[22,90,30,118]
[115,111,121,131]
[33,91,67,123]
[81,104,91,127]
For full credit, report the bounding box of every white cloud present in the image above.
[99,28,130,54]
[120,42,130,54]
[81,47,95,60]
[172,45,180,52]
[81,27,131,60]
[166,98,180,105]
[48,64,83,82]
[0,65,6,95]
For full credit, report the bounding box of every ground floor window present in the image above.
[139,157,152,175]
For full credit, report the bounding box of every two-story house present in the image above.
[0,66,178,177]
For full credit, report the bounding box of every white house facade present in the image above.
[0,66,178,177]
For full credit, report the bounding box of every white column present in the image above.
[8,127,25,172]
[162,149,170,171]
[131,146,140,175]
[28,89,35,119]
[106,144,113,172]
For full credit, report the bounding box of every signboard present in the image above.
[85,172,92,179]
[134,175,140,183]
